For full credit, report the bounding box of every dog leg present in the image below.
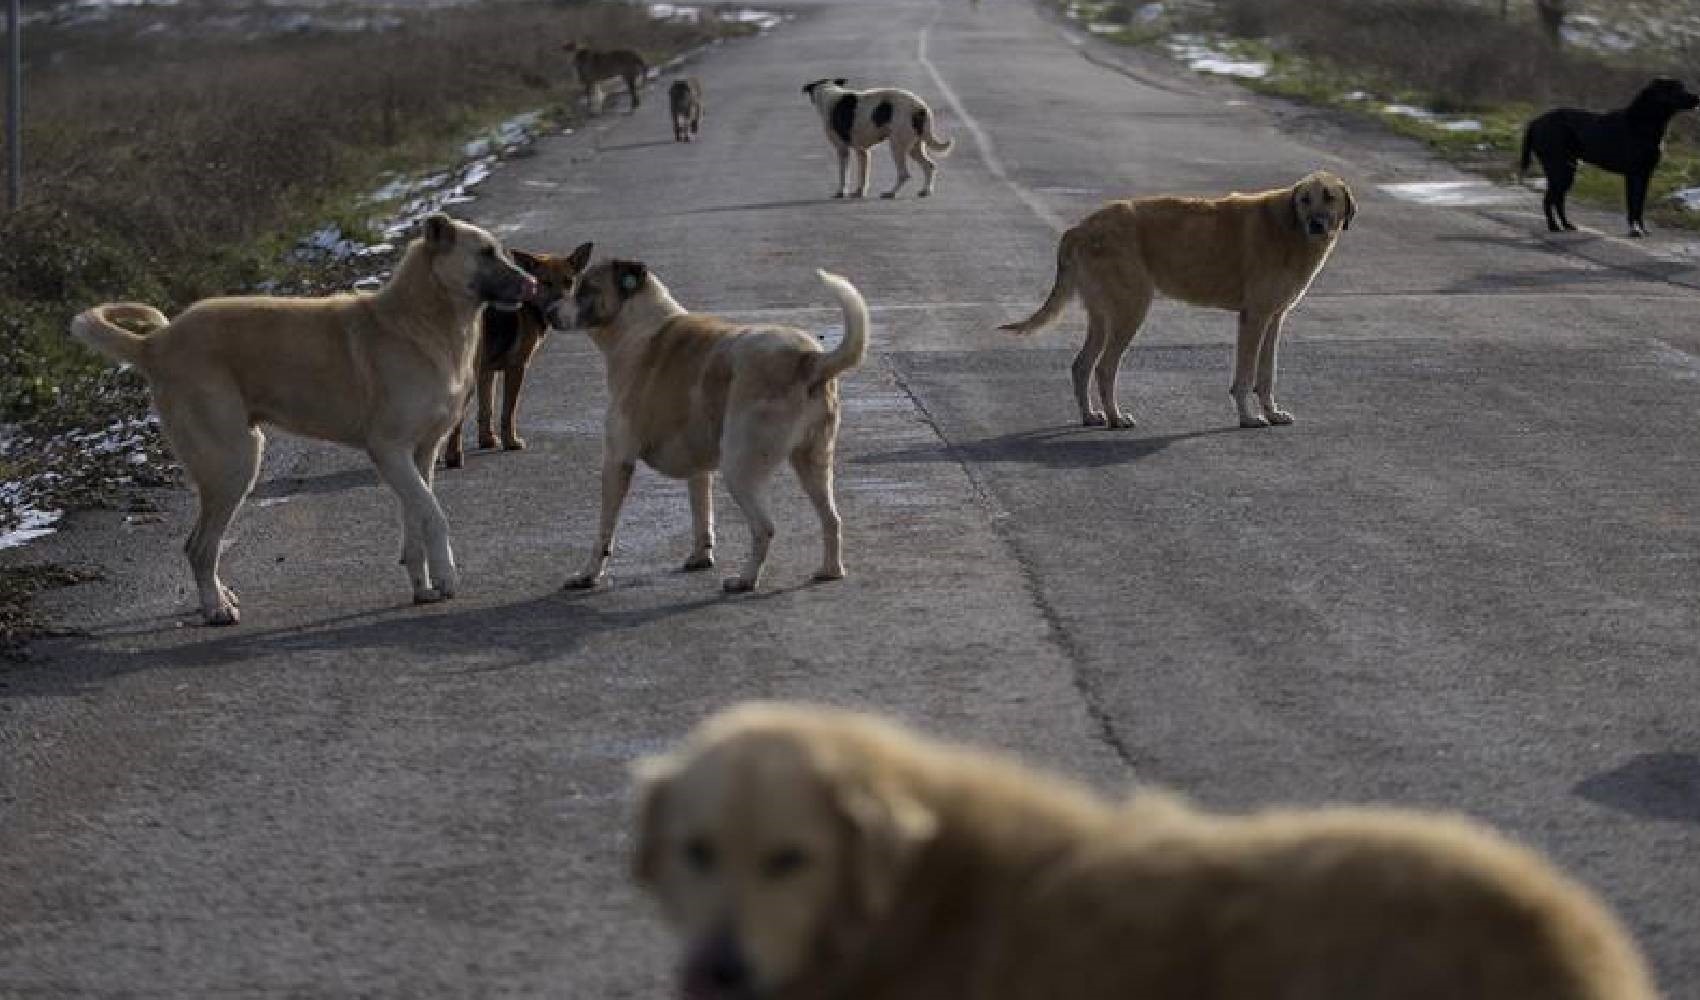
[565,454,635,589]
[442,390,470,469]
[1074,309,1109,426]
[476,367,499,450]
[852,148,872,199]
[1253,311,1294,426]
[499,365,528,450]
[178,423,264,627]
[1546,162,1578,232]
[1093,292,1150,430]
[372,445,456,602]
[834,146,850,198]
[720,431,781,593]
[1231,310,1271,428]
[881,141,912,199]
[1626,172,1651,237]
[791,437,845,582]
[683,472,715,571]
[910,142,937,197]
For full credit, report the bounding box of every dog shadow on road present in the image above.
[682,197,855,216]
[1574,752,1700,825]
[854,425,1240,471]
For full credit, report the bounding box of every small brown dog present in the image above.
[1002,171,1354,430]
[442,242,593,469]
[635,703,1656,1000]
[669,78,703,142]
[563,41,647,113]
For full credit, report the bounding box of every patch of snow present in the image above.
[1670,187,1700,212]
[1088,22,1122,35]
[1166,36,1269,79]
[1382,104,1480,133]
[1135,3,1164,24]
[0,506,64,550]
[1342,90,1373,102]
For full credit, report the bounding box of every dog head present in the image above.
[802,78,848,102]
[1289,171,1355,240]
[510,242,593,324]
[634,705,938,1000]
[1632,76,1700,118]
[420,213,537,311]
[562,258,656,331]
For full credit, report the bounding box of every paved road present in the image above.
[5,0,1700,994]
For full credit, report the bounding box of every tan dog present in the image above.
[1002,171,1355,429]
[71,215,536,625]
[557,262,868,593]
[802,79,954,198]
[634,703,1656,1000]
[670,78,703,142]
[563,41,647,113]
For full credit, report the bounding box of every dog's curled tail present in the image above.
[915,107,954,156]
[811,269,869,385]
[1000,228,1079,336]
[70,303,170,367]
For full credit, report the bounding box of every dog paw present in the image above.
[203,605,240,627]
[812,564,846,582]
[1239,414,1272,429]
[1107,411,1136,429]
[412,587,447,605]
[477,435,499,450]
[1265,409,1295,426]
[1082,411,1108,427]
[682,553,715,572]
[1562,223,1579,232]
[851,192,867,200]
[443,454,464,469]
[832,191,846,199]
[880,191,898,199]
[918,190,932,198]
[502,437,527,451]
[563,573,603,591]
[220,585,241,608]
[722,576,757,594]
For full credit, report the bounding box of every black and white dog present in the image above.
[1520,77,1700,237]
[802,78,955,199]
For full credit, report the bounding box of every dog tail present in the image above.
[70,303,170,367]
[810,269,869,386]
[1000,228,1079,336]
[916,107,954,155]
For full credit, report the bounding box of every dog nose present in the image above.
[687,932,750,992]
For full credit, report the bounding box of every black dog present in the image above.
[1520,77,1700,237]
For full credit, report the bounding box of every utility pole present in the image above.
[5,0,19,212]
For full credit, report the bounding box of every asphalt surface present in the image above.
[5,0,1700,994]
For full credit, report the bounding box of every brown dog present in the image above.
[635,703,1656,1000]
[442,243,593,469]
[1002,170,1355,429]
[563,41,647,113]
[71,215,534,624]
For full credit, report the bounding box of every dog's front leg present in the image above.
[852,148,872,198]
[1627,172,1651,237]
[881,141,912,199]
[833,145,851,198]
[373,445,457,602]
[1230,310,1272,429]
[499,365,528,450]
[683,472,715,571]
[1253,310,1294,426]
[565,454,636,589]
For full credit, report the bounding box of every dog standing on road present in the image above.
[1520,77,1700,236]
[634,703,1658,1000]
[1001,171,1354,430]
[71,215,535,625]
[802,78,954,198]
[670,78,703,142]
[556,261,868,593]
[442,242,593,468]
[563,41,647,113]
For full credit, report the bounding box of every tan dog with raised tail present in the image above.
[71,214,536,625]
[1002,170,1354,430]
[556,262,867,593]
[635,703,1656,1000]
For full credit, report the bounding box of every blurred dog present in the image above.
[634,703,1657,1000]
[1002,171,1354,430]
[1520,77,1700,236]
[802,78,954,198]
[564,41,647,113]
[670,78,703,142]
[557,262,867,592]
[72,215,534,624]
[442,242,593,468]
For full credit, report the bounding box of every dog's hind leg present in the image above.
[720,416,785,593]
[1093,289,1152,430]
[881,140,913,199]
[852,148,872,199]
[565,452,635,589]
[1231,310,1278,428]
[1626,172,1651,237]
[372,444,456,602]
[1543,160,1578,232]
[909,142,938,197]
[164,391,263,626]
[1074,306,1110,426]
[833,145,851,198]
[499,365,528,450]
[1253,310,1294,426]
[791,431,844,582]
[474,367,500,450]
[683,472,715,571]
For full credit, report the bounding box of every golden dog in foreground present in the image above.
[1003,170,1355,430]
[634,703,1654,1000]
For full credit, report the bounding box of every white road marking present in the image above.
[918,1,1067,233]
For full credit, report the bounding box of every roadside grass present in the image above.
[1063,0,1700,231]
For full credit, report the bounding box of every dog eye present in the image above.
[683,837,717,873]
[761,847,809,879]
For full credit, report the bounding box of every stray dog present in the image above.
[442,242,594,468]
[1520,77,1700,236]
[563,41,647,113]
[634,702,1658,1000]
[802,78,954,198]
[71,215,535,625]
[556,261,867,593]
[1001,171,1354,429]
[670,78,703,142]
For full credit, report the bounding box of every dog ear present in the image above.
[423,213,456,252]
[510,249,544,274]
[631,753,679,886]
[834,771,937,921]
[615,260,649,296]
[834,78,847,86]
[567,241,595,272]
[1289,187,1307,232]
[1342,184,1357,231]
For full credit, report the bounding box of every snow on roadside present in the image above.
[1165,35,1269,80]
